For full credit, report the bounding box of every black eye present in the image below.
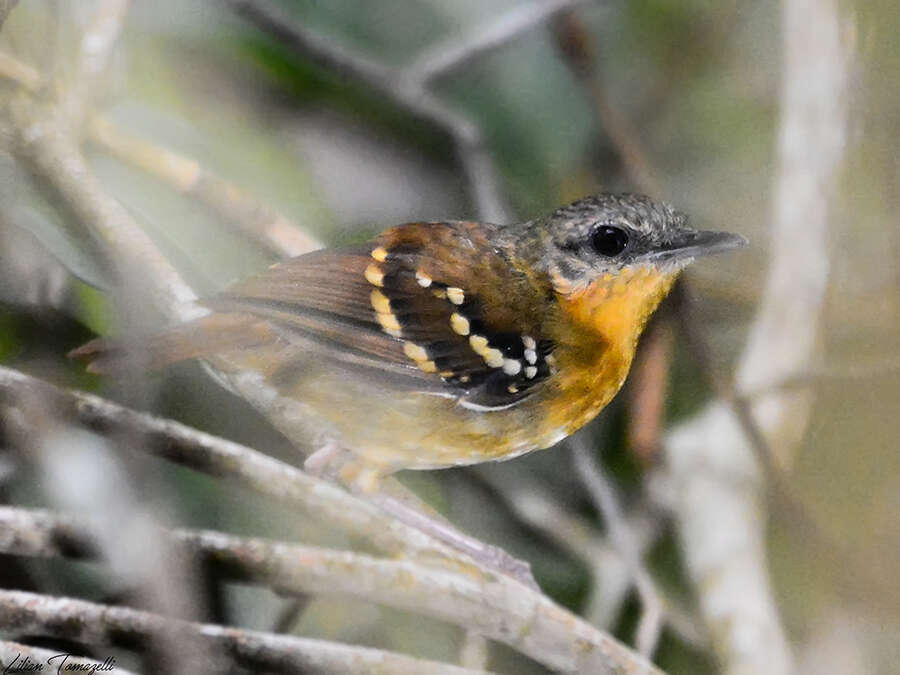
[590,225,629,256]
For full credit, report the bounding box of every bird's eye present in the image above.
[590,225,629,257]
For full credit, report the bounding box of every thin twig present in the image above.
[404,0,593,85]
[472,467,709,648]
[0,48,319,260]
[0,589,491,675]
[551,10,659,195]
[86,115,322,258]
[8,97,204,323]
[227,0,513,223]
[572,438,664,658]
[62,0,130,129]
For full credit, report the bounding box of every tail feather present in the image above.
[68,312,274,374]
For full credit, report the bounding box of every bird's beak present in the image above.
[649,229,748,262]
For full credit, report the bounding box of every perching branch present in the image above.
[0,505,657,674]
[0,589,492,675]
[0,376,663,675]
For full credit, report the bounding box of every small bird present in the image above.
[72,193,745,491]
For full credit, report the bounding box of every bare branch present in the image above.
[86,115,322,258]
[572,438,663,658]
[0,640,137,675]
[0,506,663,675]
[405,0,593,85]
[0,0,18,33]
[663,1,855,673]
[0,365,473,568]
[63,0,131,128]
[226,0,512,223]
[0,589,491,675]
[551,11,659,195]
[8,98,204,323]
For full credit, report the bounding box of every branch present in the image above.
[0,365,473,568]
[0,370,663,674]
[0,505,663,675]
[86,115,322,258]
[572,439,663,658]
[63,0,131,129]
[551,11,659,195]
[226,0,513,223]
[0,640,137,675]
[8,98,204,323]
[404,0,593,85]
[663,1,854,673]
[0,590,490,675]
[0,0,17,33]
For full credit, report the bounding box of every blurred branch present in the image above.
[405,0,592,85]
[572,438,663,658]
[8,97,204,323]
[86,115,322,258]
[0,640,137,675]
[663,2,854,674]
[0,589,490,675]
[0,365,477,568]
[63,0,130,129]
[626,318,674,466]
[227,0,513,223]
[0,503,664,675]
[0,0,17,32]
[0,46,318,260]
[551,11,659,194]
[472,467,708,649]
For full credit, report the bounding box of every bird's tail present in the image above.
[68,312,274,374]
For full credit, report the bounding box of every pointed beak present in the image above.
[649,229,748,262]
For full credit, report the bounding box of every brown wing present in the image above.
[210,221,557,410]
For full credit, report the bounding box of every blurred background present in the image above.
[0,1,898,674]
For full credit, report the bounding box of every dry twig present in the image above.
[0,367,663,674]
[572,438,664,658]
[0,589,491,675]
[227,0,514,224]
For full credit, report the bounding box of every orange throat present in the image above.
[546,265,680,436]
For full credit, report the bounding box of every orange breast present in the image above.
[541,266,680,438]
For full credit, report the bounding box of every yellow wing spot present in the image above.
[371,246,389,262]
[450,312,470,336]
[469,335,489,354]
[376,312,402,336]
[403,341,429,362]
[484,348,504,369]
[432,288,447,300]
[507,384,519,394]
[417,360,437,373]
[365,263,384,287]
[415,270,432,287]
[370,289,391,314]
[446,287,465,305]
[439,370,455,378]
[459,375,471,383]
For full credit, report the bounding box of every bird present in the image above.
[71,193,745,492]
